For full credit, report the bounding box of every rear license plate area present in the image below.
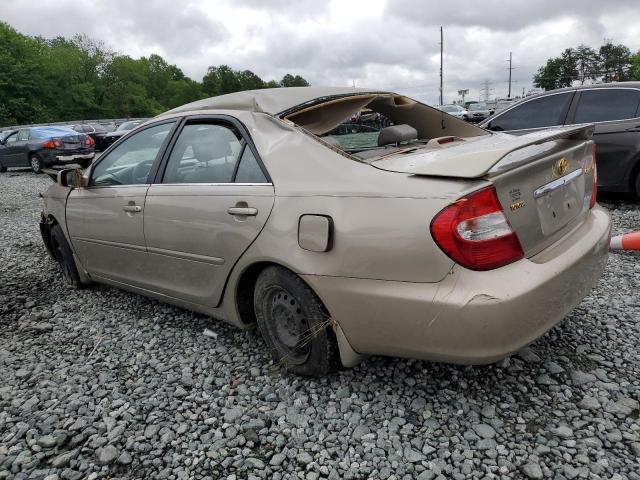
[534,169,584,236]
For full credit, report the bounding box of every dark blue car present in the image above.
[0,126,95,173]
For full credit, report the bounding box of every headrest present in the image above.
[377,124,418,146]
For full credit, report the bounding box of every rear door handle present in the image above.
[122,205,142,213]
[227,207,258,216]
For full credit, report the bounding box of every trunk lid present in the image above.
[373,125,597,257]
[55,134,85,150]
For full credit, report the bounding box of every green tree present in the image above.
[599,42,632,82]
[280,73,310,87]
[573,44,599,84]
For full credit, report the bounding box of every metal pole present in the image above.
[508,52,512,99]
[439,26,443,106]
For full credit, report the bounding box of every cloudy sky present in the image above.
[2,0,640,104]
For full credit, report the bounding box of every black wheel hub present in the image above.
[266,287,311,365]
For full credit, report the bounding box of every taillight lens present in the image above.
[85,136,95,146]
[589,143,597,209]
[42,139,61,149]
[430,186,524,271]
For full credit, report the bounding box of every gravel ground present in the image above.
[1,169,639,480]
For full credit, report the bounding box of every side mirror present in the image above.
[57,168,87,188]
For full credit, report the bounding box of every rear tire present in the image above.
[0,164,6,173]
[30,154,43,174]
[50,225,83,288]
[254,266,339,377]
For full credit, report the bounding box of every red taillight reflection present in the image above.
[589,143,597,209]
[42,139,61,149]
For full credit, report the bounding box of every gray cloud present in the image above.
[1,0,640,105]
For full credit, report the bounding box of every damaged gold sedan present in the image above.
[40,87,610,377]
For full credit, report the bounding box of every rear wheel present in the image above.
[50,225,83,288]
[254,266,339,377]
[30,154,43,174]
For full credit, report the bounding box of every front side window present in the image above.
[91,122,174,187]
[163,123,244,184]
[573,89,640,123]
[486,92,573,131]
[4,133,17,144]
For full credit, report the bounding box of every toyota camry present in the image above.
[39,87,610,377]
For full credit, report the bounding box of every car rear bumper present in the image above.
[303,205,611,364]
[42,150,95,166]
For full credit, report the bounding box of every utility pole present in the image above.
[507,52,513,98]
[439,26,443,106]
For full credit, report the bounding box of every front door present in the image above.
[143,119,274,306]
[66,120,177,285]
[0,132,22,166]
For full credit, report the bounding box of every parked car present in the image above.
[481,82,640,196]
[0,126,95,173]
[72,123,111,151]
[465,102,492,122]
[436,104,469,119]
[40,87,609,377]
[100,119,148,150]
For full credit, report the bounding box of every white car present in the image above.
[436,104,468,120]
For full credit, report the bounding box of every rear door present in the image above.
[484,91,575,135]
[12,129,31,166]
[143,116,274,306]
[566,87,640,191]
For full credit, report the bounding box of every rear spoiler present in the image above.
[371,124,595,179]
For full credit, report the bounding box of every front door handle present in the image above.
[227,206,258,216]
[122,205,142,213]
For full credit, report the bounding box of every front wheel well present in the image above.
[40,214,59,258]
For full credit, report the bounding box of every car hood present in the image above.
[371,125,593,178]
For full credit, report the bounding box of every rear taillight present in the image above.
[85,136,95,146]
[430,186,524,271]
[589,143,597,209]
[42,139,61,149]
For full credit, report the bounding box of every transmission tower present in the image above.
[480,79,494,102]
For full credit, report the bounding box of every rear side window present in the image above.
[235,147,268,183]
[573,89,640,123]
[486,92,573,131]
[17,129,29,141]
[163,123,243,184]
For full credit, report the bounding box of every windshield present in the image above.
[469,104,488,111]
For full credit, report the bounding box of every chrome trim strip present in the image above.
[146,246,225,265]
[533,169,583,199]
[151,183,273,187]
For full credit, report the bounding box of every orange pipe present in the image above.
[610,231,640,251]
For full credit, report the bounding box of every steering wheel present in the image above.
[132,159,154,184]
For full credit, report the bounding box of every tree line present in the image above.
[0,22,309,126]
[533,42,640,90]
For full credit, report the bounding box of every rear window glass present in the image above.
[573,89,640,123]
